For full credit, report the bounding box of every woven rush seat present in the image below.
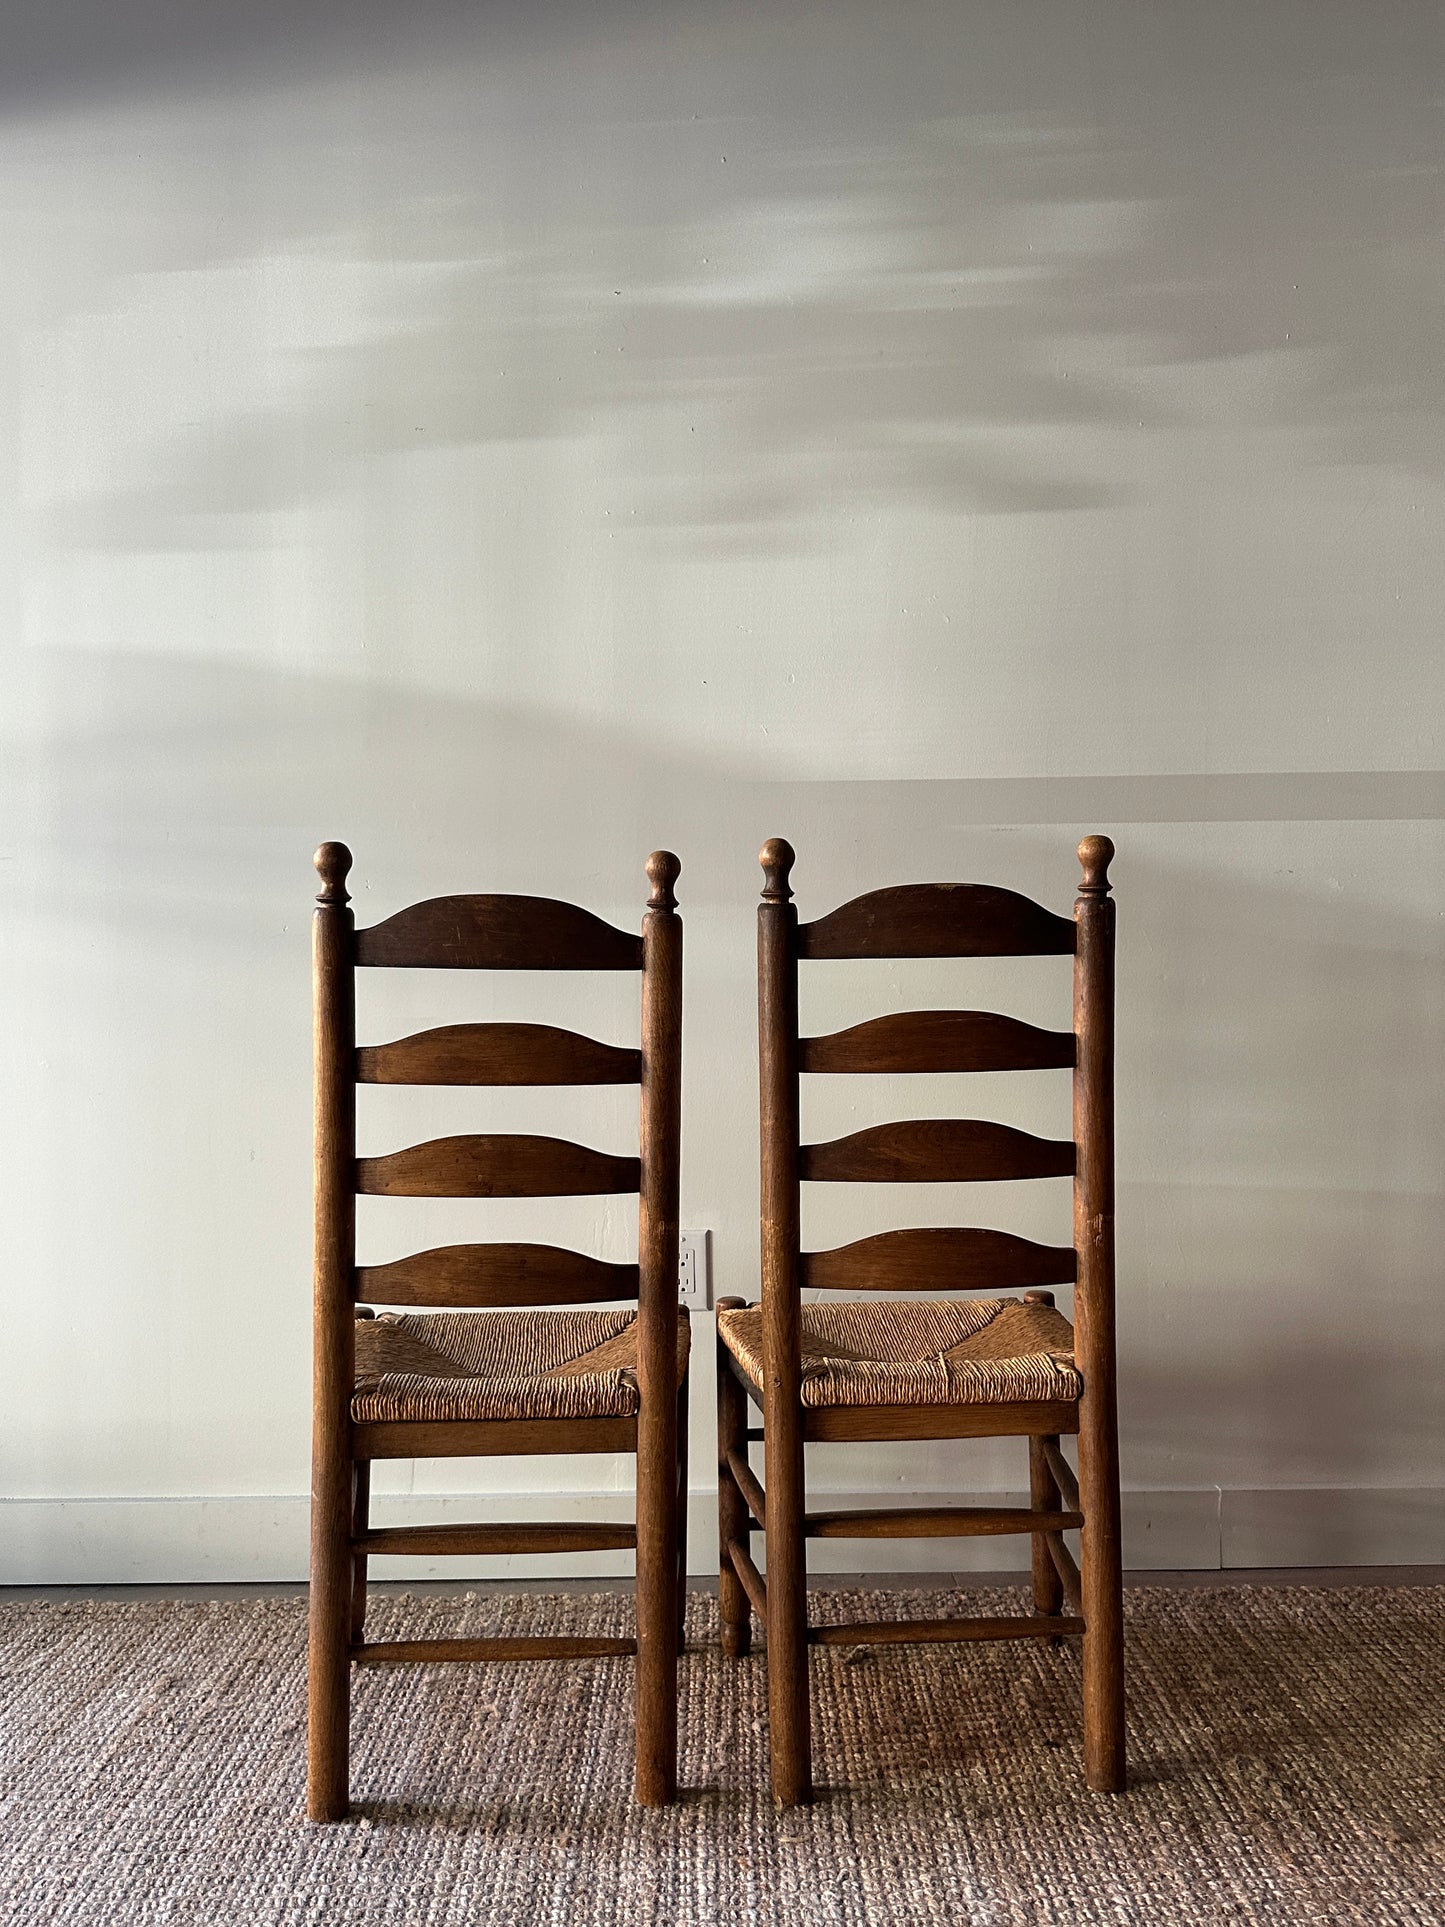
[717,1298,1080,1409]
[353,1306,691,1424]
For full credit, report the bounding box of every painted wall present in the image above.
[3,0,1442,1579]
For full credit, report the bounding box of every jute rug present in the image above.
[2,1585,1443,1925]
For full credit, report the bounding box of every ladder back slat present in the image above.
[356,1134,641,1198]
[356,1243,640,1307]
[357,1023,640,1086]
[800,1119,1076,1184]
[355,895,643,971]
[800,1011,1075,1075]
[800,1227,1077,1292]
[798,884,1076,960]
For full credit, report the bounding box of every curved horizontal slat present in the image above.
[800,1227,1077,1292]
[356,895,643,970]
[800,1120,1075,1184]
[357,1023,640,1086]
[798,884,1075,960]
[356,1242,640,1306]
[800,1011,1075,1075]
[356,1134,641,1197]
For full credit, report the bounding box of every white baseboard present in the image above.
[2,1487,1441,1585]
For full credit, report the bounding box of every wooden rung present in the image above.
[1043,1438,1081,1512]
[358,1023,640,1087]
[355,894,643,971]
[800,1010,1076,1075]
[725,1448,767,1531]
[801,1227,1077,1294]
[1045,1531,1084,1617]
[725,1538,769,1621]
[353,1415,637,1460]
[356,1243,639,1308]
[804,1505,1083,1540]
[356,1133,641,1198]
[797,883,1076,960]
[357,1522,637,1557]
[800,1119,1075,1185]
[352,1635,636,1664]
[809,1615,1085,1647]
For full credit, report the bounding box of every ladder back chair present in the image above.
[716,834,1123,1805]
[309,843,687,1820]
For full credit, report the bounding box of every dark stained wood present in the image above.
[803,1400,1080,1443]
[635,851,683,1808]
[308,841,357,1824]
[810,1616,1084,1647]
[354,1636,637,1664]
[800,1010,1075,1075]
[356,1243,639,1308]
[1042,1436,1081,1513]
[801,1119,1075,1184]
[1073,834,1126,1793]
[801,1227,1077,1294]
[1030,1434,1064,1620]
[356,895,643,971]
[756,837,812,1807]
[725,1538,770,1623]
[349,1457,371,1646]
[353,1414,638,1460]
[803,1505,1082,1539]
[715,1297,753,1659]
[358,1521,638,1556]
[798,883,1076,960]
[356,1133,640,1198]
[1046,1530,1085,1618]
[726,1448,767,1531]
[357,1022,640,1086]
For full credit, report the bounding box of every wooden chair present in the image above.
[308,843,687,1820]
[716,835,1124,1805]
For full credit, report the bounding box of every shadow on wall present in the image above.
[9,0,1445,553]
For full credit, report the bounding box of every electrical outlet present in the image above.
[678,1229,711,1309]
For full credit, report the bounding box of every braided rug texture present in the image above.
[1,1585,1442,1925]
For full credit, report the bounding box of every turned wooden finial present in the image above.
[646,849,681,911]
[314,841,353,906]
[1077,834,1115,898]
[759,837,796,903]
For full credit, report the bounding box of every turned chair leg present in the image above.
[307,1443,354,1823]
[764,1398,811,1807]
[1078,1425,1126,1791]
[715,1302,752,1659]
[1029,1434,1064,1622]
[634,1377,679,1806]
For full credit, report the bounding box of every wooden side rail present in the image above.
[1046,1532,1085,1617]
[354,1416,638,1460]
[356,1243,639,1308]
[356,895,643,970]
[800,1227,1077,1293]
[800,1011,1076,1074]
[725,1539,769,1621]
[797,883,1077,959]
[804,1505,1083,1539]
[800,1119,1076,1184]
[810,1615,1084,1646]
[1043,1437,1081,1512]
[358,1023,640,1086]
[353,1635,637,1665]
[357,1522,637,1557]
[725,1449,768,1530]
[356,1134,641,1198]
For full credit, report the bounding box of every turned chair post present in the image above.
[757,838,811,1807]
[1073,835,1125,1790]
[308,841,356,1824]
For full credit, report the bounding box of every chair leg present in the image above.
[764,1390,811,1807]
[349,1459,371,1646]
[634,1369,679,1806]
[307,1436,354,1822]
[715,1304,752,1659]
[1078,1421,1126,1791]
[1029,1434,1064,1621]
[675,1368,690,1650]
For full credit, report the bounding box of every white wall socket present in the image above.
[678,1229,711,1309]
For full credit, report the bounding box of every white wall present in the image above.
[3,0,1442,1580]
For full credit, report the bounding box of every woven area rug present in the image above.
[2,1586,1443,1925]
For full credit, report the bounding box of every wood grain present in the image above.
[355,1133,640,1198]
[357,1023,640,1086]
[800,1118,1075,1184]
[800,1227,1077,1293]
[810,1616,1084,1647]
[353,1636,637,1664]
[803,1505,1083,1539]
[355,894,642,971]
[353,1415,638,1460]
[356,1243,639,1308]
[798,883,1076,960]
[357,1521,637,1556]
[800,1010,1075,1074]
[803,1399,1079,1443]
